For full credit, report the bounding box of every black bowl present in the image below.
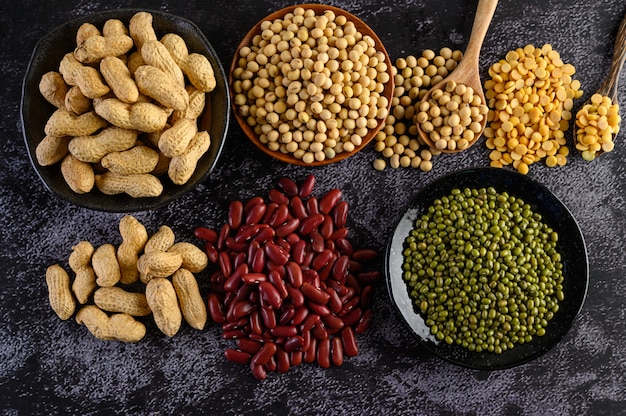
[21,9,230,212]
[385,167,589,370]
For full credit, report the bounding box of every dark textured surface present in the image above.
[1,0,625,415]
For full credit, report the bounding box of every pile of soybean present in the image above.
[402,187,564,354]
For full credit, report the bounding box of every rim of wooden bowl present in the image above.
[229,3,394,166]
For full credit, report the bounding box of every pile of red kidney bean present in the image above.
[194,175,380,380]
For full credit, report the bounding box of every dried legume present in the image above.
[575,93,621,161]
[232,6,391,163]
[402,187,563,354]
[483,44,583,173]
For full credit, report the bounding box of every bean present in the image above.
[271,325,298,338]
[357,271,382,284]
[205,242,219,263]
[298,174,316,198]
[291,306,309,326]
[309,302,331,317]
[227,300,255,322]
[225,349,252,365]
[285,261,304,288]
[291,240,307,264]
[234,224,262,243]
[207,293,225,323]
[299,213,325,235]
[301,282,331,305]
[360,285,374,309]
[249,310,264,335]
[311,249,333,270]
[284,335,305,353]
[244,196,264,213]
[335,238,354,256]
[223,263,247,292]
[320,215,334,239]
[237,338,262,354]
[268,270,289,299]
[331,336,344,366]
[332,201,349,227]
[330,227,349,240]
[261,202,278,225]
[268,189,289,205]
[225,237,248,252]
[319,189,342,214]
[268,204,290,227]
[217,223,230,250]
[290,351,303,367]
[276,347,291,373]
[242,272,266,284]
[194,227,218,243]
[228,201,244,230]
[218,251,233,278]
[259,281,282,309]
[355,309,373,334]
[332,255,350,282]
[341,307,363,326]
[275,218,300,238]
[306,196,320,216]
[246,203,267,225]
[265,242,289,265]
[287,284,305,307]
[290,196,308,220]
[278,177,299,197]
[352,249,378,263]
[250,362,267,380]
[309,230,325,252]
[303,337,317,364]
[250,247,266,273]
[322,313,345,330]
[341,326,359,357]
[260,306,277,329]
[317,338,331,368]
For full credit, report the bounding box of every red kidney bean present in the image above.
[309,230,325,253]
[285,261,303,288]
[227,300,255,322]
[303,337,317,364]
[264,242,289,265]
[326,288,343,314]
[222,318,247,331]
[249,310,263,335]
[301,313,320,332]
[326,279,349,297]
[217,223,230,250]
[225,349,251,365]
[265,356,277,372]
[223,263,247,292]
[319,189,342,214]
[250,362,266,380]
[207,293,225,324]
[261,202,278,224]
[259,281,282,309]
[357,271,382,284]
[301,250,314,269]
[332,201,349,227]
[352,249,378,263]
[250,247,266,273]
[302,328,312,352]
[237,338,262,354]
[299,213,324,235]
[318,258,335,281]
[254,227,276,245]
[223,329,246,339]
[275,237,291,252]
[228,200,244,230]
[289,196,308,220]
[312,322,328,340]
[290,351,303,366]
[276,347,291,373]
[341,307,362,326]
[298,174,316,198]
[332,255,350,282]
[275,218,300,238]
[355,309,373,334]
[267,270,288,299]
[335,238,353,256]
[234,224,261,243]
[291,305,309,326]
[270,325,298,338]
[311,249,333,271]
[320,215,334,239]
[317,338,331,368]
[308,302,331,317]
[245,203,266,225]
[348,260,363,275]
[233,252,247,269]
[331,336,344,366]
[345,274,361,293]
[306,196,319,215]
[244,196,265,213]
[204,242,219,263]
[340,297,360,316]
[341,326,359,357]
[278,177,299,196]
[301,282,331,305]
[252,342,277,366]
[225,237,249,252]
[218,251,233,278]
[301,269,319,286]
[268,188,289,205]
[360,285,374,309]
[260,306,277,329]
[290,239,306,266]
[242,273,266,284]
[285,232,300,245]
[269,203,289,227]
[286,284,304,307]
[194,226,218,243]
[330,227,349,241]
[279,307,295,325]
[321,313,344,330]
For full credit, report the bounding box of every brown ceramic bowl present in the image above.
[21,9,230,212]
[229,4,394,166]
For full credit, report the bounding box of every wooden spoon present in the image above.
[416,0,498,153]
[573,12,626,159]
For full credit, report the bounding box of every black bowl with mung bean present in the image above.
[385,167,588,370]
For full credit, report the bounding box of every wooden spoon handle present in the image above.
[600,11,626,100]
[463,0,499,64]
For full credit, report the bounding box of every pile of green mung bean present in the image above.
[401,187,564,354]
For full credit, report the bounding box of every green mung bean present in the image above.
[402,187,564,353]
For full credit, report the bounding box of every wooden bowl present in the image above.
[229,4,394,166]
[21,9,230,212]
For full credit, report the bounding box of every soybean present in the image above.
[401,187,564,354]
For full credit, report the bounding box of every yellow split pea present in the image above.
[575,93,621,161]
[232,6,391,164]
[483,44,583,174]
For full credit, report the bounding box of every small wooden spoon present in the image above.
[573,12,626,159]
[417,0,498,153]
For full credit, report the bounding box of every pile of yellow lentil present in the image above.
[483,44,584,174]
[575,93,621,161]
[231,6,391,164]
[373,48,464,171]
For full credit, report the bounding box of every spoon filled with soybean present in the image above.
[415,0,498,153]
[573,11,626,161]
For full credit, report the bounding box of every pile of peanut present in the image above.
[45,215,208,341]
[36,12,216,198]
